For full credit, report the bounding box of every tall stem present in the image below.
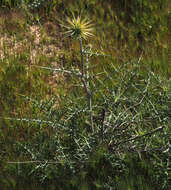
[79,37,85,78]
[79,37,94,132]
[86,52,89,88]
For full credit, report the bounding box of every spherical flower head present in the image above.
[61,14,94,40]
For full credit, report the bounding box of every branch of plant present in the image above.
[109,125,166,148]
[31,65,82,76]
[79,37,94,132]
[0,116,53,124]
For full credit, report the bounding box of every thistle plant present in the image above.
[61,14,94,132]
[61,15,94,40]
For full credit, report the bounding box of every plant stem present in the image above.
[79,37,85,78]
[79,37,94,132]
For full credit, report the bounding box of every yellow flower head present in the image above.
[61,14,94,40]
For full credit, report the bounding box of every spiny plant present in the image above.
[0,12,170,190]
[60,14,95,132]
[3,61,170,189]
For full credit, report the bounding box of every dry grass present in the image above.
[0,10,66,92]
[0,12,74,123]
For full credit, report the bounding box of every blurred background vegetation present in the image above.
[0,0,170,189]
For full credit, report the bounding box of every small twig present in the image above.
[31,65,81,76]
[101,108,106,141]
[7,161,68,164]
[112,125,165,147]
[0,117,53,124]
[134,93,146,107]
[7,160,98,164]
[138,52,143,64]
